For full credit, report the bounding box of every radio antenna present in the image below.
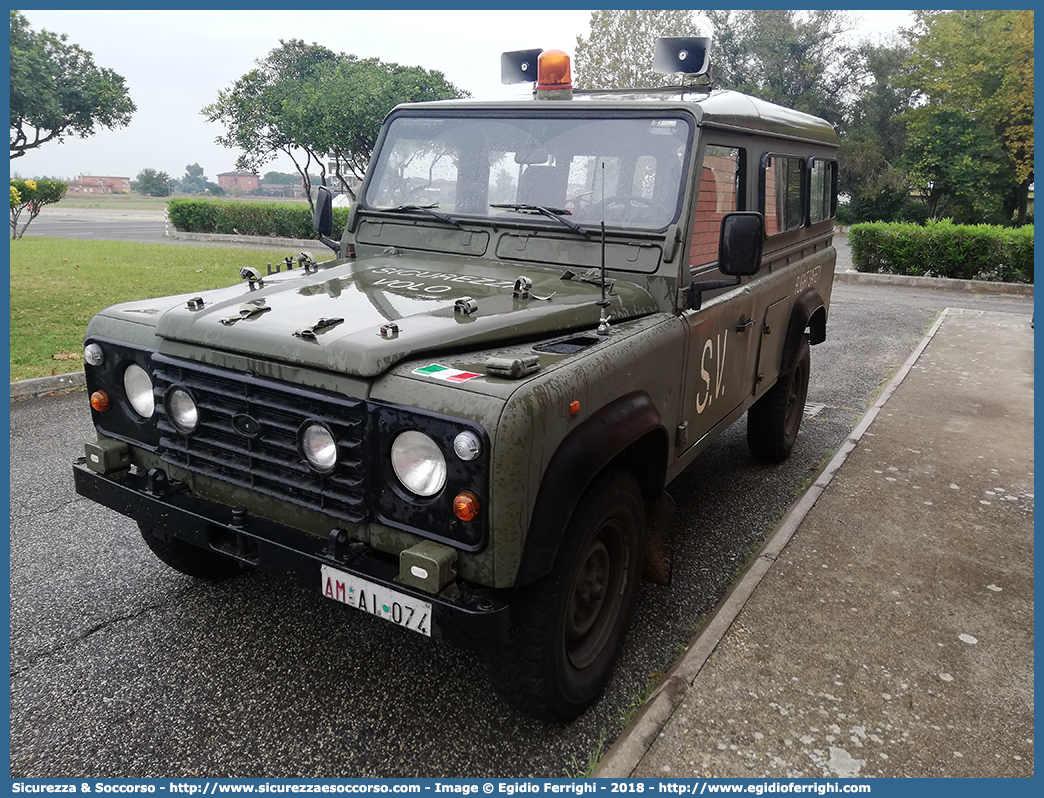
[596,161,611,336]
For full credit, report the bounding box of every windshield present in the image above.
[364,113,693,231]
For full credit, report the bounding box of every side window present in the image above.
[689,145,743,268]
[760,154,805,236]
[808,158,838,224]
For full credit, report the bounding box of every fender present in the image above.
[513,391,669,587]
[787,287,827,353]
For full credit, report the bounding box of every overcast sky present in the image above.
[11,9,913,185]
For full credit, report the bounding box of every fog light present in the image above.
[166,388,199,433]
[453,492,481,522]
[301,422,338,472]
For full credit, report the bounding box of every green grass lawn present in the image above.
[9,238,313,380]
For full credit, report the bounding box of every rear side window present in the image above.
[760,154,805,236]
[689,145,743,268]
[808,158,838,224]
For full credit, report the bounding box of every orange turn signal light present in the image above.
[453,492,481,522]
[537,49,572,90]
[569,400,580,416]
[90,391,110,412]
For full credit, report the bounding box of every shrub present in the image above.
[849,220,1033,284]
[167,199,348,240]
[10,178,68,239]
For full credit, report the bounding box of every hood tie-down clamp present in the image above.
[220,299,271,326]
[293,317,345,340]
[454,297,479,316]
[513,276,555,301]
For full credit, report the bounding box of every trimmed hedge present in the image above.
[167,199,349,241]
[849,221,1034,284]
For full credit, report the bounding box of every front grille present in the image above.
[152,354,369,523]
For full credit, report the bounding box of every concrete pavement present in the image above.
[594,308,1034,778]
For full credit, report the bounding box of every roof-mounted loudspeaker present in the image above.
[501,49,544,84]
[653,37,711,76]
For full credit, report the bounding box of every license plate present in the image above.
[320,565,432,637]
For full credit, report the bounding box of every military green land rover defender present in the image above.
[73,39,837,720]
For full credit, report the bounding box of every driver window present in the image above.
[689,146,742,269]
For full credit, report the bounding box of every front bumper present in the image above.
[72,460,509,649]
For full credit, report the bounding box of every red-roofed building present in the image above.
[217,172,260,192]
[67,175,131,194]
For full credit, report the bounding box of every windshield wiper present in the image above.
[378,203,463,228]
[490,203,591,239]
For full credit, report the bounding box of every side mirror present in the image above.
[685,212,765,311]
[718,212,764,277]
[313,185,334,238]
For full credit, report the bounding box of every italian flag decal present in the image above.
[412,364,481,383]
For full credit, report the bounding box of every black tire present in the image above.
[485,470,645,721]
[747,336,811,462]
[139,523,242,581]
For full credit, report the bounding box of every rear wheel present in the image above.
[485,470,645,720]
[747,336,810,462]
[139,523,242,580]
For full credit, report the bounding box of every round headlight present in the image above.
[452,430,482,461]
[123,364,155,419]
[83,342,104,367]
[167,388,199,433]
[301,422,338,472]
[391,431,447,497]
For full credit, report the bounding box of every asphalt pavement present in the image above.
[594,307,1034,778]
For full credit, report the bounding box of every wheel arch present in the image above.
[513,391,669,588]
[789,288,827,352]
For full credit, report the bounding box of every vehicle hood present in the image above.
[100,253,659,377]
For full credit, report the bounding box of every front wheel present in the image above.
[747,336,810,462]
[485,470,645,720]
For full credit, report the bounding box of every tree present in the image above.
[838,39,922,223]
[316,57,466,199]
[179,163,208,194]
[10,178,67,239]
[573,10,700,90]
[902,10,1034,223]
[9,10,136,158]
[262,171,298,185]
[704,10,858,128]
[131,168,172,197]
[903,107,1015,224]
[203,40,466,208]
[202,39,338,212]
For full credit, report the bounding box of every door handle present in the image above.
[736,317,756,333]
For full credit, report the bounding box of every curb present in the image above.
[835,269,1033,296]
[591,309,954,778]
[170,232,325,250]
[11,371,86,401]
